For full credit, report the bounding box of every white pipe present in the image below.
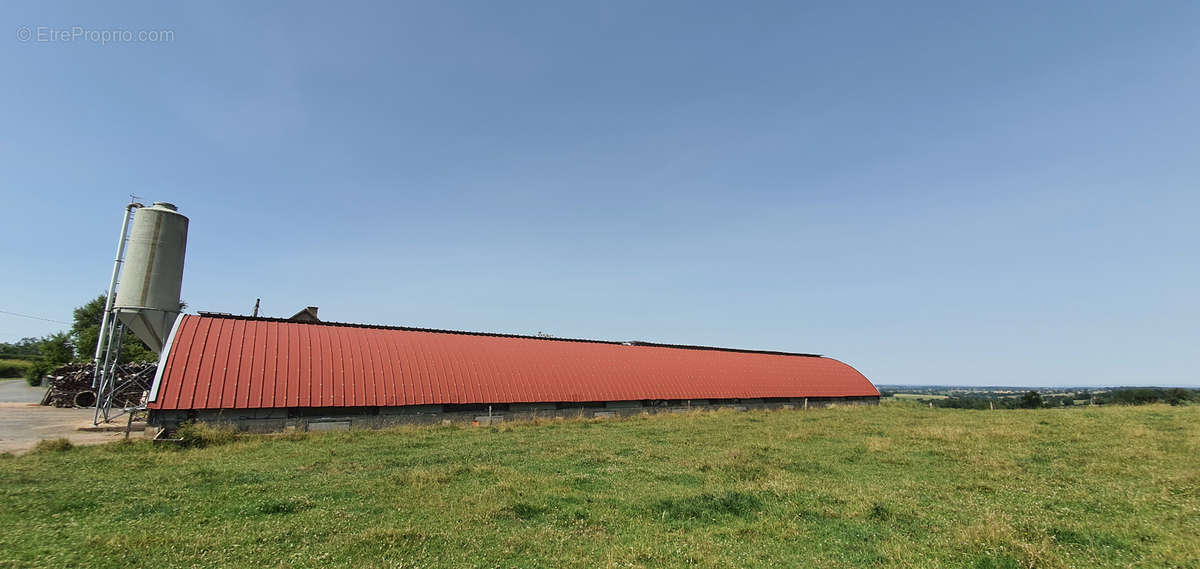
[92,202,140,388]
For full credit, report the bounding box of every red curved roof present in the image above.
[148,315,877,411]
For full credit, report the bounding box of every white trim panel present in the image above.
[148,314,185,403]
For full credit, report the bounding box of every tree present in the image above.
[39,332,73,364]
[70,294,156,363]
[1019,390,1044,409]
[24,332,74,386]
[1165,388,1195,406]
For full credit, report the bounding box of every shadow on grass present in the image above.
[652,491,764,523]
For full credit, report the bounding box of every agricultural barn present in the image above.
[147,314,879,431]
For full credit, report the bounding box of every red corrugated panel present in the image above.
[149,315,879,411]
[205,318,232,407]
[249,320,267,408]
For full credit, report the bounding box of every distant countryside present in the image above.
[879,385,1200,409]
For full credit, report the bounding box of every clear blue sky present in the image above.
[3,2,1197,387]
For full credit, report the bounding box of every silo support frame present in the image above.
[92,320,154,425]
[93,317,124,425]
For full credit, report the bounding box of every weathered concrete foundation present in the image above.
[150,396,880,432]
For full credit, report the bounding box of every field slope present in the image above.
[1,404,1197,568]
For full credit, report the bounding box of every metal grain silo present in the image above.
[113,202,189,353]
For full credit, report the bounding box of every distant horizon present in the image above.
[2,304,1197,389]
[877,384,1200,390]
[3,301,1197,389]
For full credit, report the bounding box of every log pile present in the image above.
[40,362,156,408]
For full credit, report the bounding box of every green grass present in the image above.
[1,404,1197,568]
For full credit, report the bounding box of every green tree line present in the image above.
[1,294,155,385]
[928,388,1198,409]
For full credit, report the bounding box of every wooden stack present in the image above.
[40,362,156,408]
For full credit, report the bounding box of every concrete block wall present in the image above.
[150,396,879,432]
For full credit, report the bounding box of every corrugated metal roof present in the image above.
[148,314,878,411]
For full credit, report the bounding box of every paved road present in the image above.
[0,379,49,404]
[0,379,139,454]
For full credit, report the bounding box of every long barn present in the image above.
[147,314,879,431]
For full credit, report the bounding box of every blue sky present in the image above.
[2,2,1197,386]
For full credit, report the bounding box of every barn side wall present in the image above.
[149,396,880,432]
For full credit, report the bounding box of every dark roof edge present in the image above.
[193,312,823,358]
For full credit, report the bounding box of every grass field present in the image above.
[1,404,1197,568]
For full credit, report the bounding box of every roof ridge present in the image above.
[191,312,822,358]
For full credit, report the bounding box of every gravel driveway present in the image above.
[0,379,140,454]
